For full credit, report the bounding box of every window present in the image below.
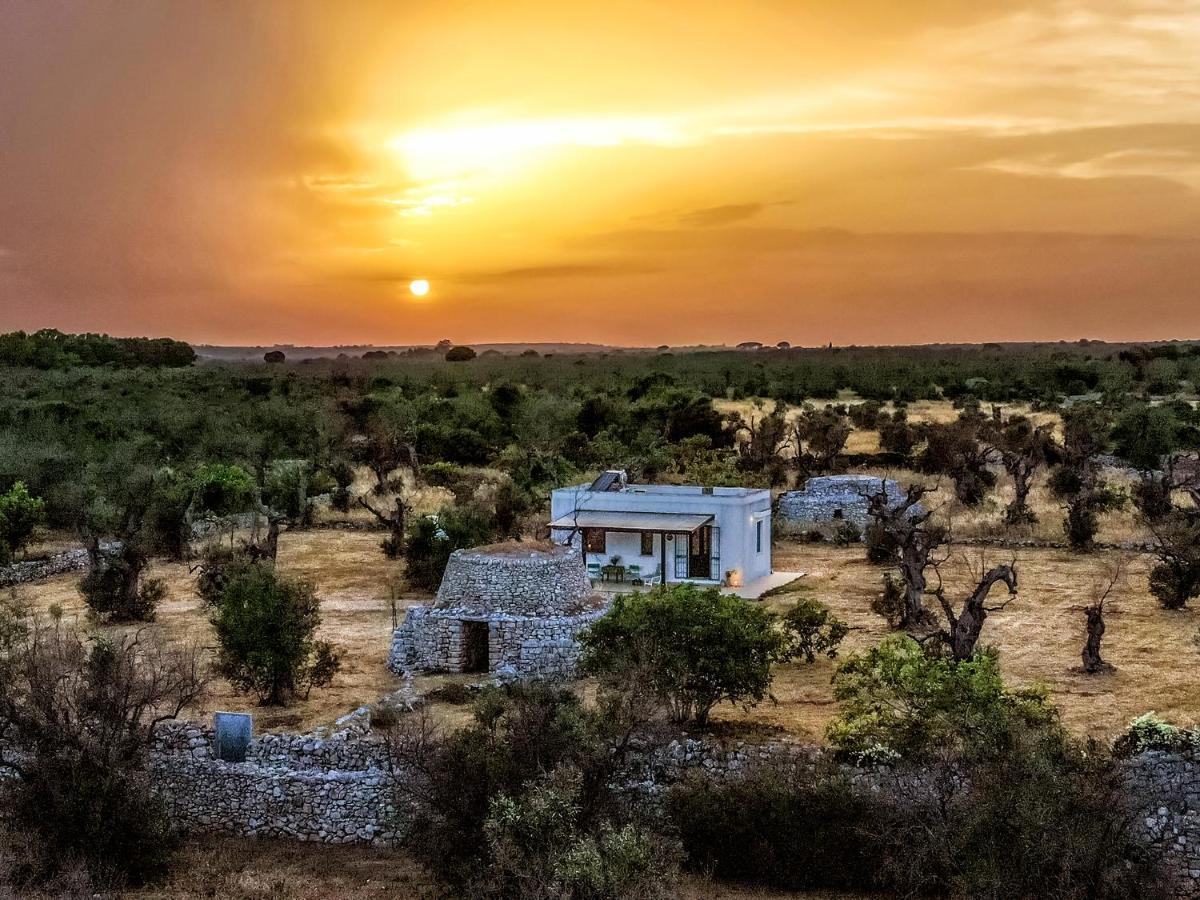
[584,528,606,554]
[756,519,763,553]
[640,531,654,556]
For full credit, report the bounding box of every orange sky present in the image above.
[2,0,1199,346]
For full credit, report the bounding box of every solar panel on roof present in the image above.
[588,471,622,492]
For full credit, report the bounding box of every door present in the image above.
[688,526,712,579]
[461,620,490,673]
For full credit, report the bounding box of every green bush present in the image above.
[674,665,1169,899]
[580,583,787,725]
[482,770,678,900]
[668,765,881,892]
[403,504,496,591]
[0,481,46,563]
[826,636,1055,762]
[781,597,848,663]
[1113,712,1199,756]
[194,544,258,606]
[211,563,341,705]
[388,682,674,895]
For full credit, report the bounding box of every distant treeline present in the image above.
[0,329,195,369]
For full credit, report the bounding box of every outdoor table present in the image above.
[600,565,626,582]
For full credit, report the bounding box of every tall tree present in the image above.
[1049,406,1122,552]
[926,558,1018,661]
[986,415,1056,526]
[865,482,943,629]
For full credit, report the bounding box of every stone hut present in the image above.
[387,542,609,679]
[778,475,920,534]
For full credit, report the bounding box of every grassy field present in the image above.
[733,541,1195,742]
[12,525,1194,741]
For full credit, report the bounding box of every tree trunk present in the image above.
[262,518,280,561]
[1006,466,1034,524]
[899,542,932,628]
[1082,605,1107,673]
[941,564,1018,661]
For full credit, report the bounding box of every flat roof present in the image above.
[556,482,766,499]
[548,510,714,532]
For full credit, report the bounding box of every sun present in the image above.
[409,279,430,297]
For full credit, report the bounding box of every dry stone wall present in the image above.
[389,544,608,677]
[0,541,120,588]
[12,719,1200,891]
[147,721,399,845]
[435,545,594,616]
[778,475,915,532]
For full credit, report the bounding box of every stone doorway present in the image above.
[461,620,490,673]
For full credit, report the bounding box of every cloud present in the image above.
[455,263,662,284]
[676,203,765,228]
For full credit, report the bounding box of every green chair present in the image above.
[586,562,601,580]
[627,564,642,586]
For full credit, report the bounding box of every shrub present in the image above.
[445,345,477,362]
[0,601,206,889]
[387,682,673,895]
[1113,712,1198,756]
[482,770,678,900]
[871,572,907,628]
[211,563,342,705]
[668,764,884,892]
[833,520,861,545]
[864,521,898,564]
[580,583,788,725]
[195,544,258,606]
[0,481,46,563]
[1146,511,1200,609]
[848,400,883,429]
[674,646,1170,898]
[826,636,1055,762]
[781,597,848,663]
[404,505,496,591]
[78,549,163,622]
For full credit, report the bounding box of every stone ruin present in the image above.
[388,541,609,679]
[778,475,921,534]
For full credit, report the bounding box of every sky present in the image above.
[2,0,1199,347]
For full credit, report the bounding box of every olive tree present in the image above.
[211,563,341,705]
[0,481,47,564]
[579,584,787,725]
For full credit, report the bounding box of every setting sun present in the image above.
[409,279,431,297]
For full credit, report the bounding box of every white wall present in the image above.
[590,531,662,576]
[551,484,772,584]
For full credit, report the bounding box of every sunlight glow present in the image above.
[409,279,430,297]
[388,116,687,183]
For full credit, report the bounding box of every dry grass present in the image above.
[125,836,857,900]
[14,529,413,732]
[15,523,1191,742]
[718,541,1199,743]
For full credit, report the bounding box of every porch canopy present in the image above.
[547,510,713,533]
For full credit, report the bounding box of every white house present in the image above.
[549,470,772,589]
